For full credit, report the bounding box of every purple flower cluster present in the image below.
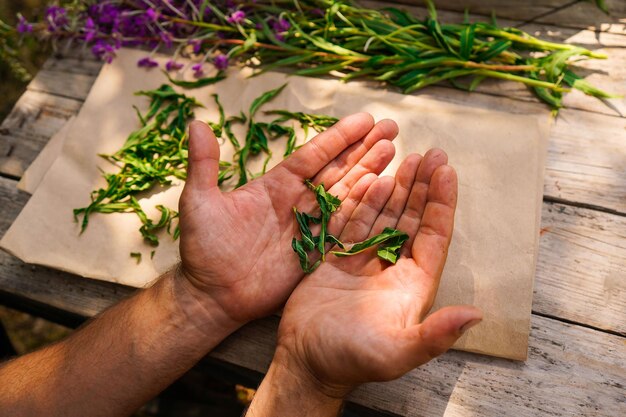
[15,0,285,73]
[214,54,229,71]
[165,60,184,72]
[138,57,159,68]
[227,10,246,24]
[45,6,68,31]
[16,14,33,34]
[271,17,290,41]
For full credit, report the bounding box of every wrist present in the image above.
[247,346,347,417]
[165,265,243,351]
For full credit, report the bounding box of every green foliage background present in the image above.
[0,0,50,121]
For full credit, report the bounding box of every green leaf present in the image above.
[163,71,227,89]
[130,252,142,264]
[256,53,316,75]
[594,0,609,14]
[562,69,620,99]
[475,40,511,62]
[249,84,287,118]
[331,227,408,262]
[459,24,475,60]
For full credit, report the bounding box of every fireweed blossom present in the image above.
[226,10,246,24]
[213,54,229,71]
[137,56,159,68]
[83,17,97,42]
[165,60,184,72]
[16,14,33,33]
[45,6,68,31]
[91,40,117,64]
[191,63,204,77]
[271,17,290,41]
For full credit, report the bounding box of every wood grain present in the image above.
[544,108,626,214]
[0,90,82,178]
[535,202,626,335]
[390,0,564,22]
[212,314,626,417]
[536,0,626,34]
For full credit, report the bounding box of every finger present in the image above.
[186,120,220,191]
[326,173,378,243]
[411,165,458,288]
[313,119,399,188]
[395,148,448,256]
[326,139,396,201]
[278,112,375,179]
[369,154,422,237]
[339,176,395,243]
[400,306,482,367]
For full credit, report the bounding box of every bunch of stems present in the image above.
[178,0,616,108]
[5,0,618,109]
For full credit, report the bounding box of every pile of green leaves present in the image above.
[292,180,409,273]
[201,0,616,109]
[0,18,32,83]
[74,80,337,250]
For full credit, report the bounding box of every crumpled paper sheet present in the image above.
[1,48,551,360]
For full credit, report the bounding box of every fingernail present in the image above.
[459,318,482,334]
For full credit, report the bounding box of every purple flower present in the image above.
[137,56,159,68]
[145,8,158,22]
[226,10,246,24]
[165,60,184,72]
[84,17,97,42]
[91,40,117,64]
[45,6,68,31]
[89,3,120,27]
[271,18,290,33]
[311,8,324,17]
[192,63,204,78]
[213,54,229,71]
[16,14,33,33]
[159,31,173,48]
[188,39,202,54]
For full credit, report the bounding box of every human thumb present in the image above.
[186,120,220,190]
[403,306,482,366]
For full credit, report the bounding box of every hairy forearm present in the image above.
[0,267,239,417]
[246,347,345,417]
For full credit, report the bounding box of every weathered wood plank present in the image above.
[28,69,99,102]
[42,55,103,76]
[213,314,626,417]
[391,0,563,22]
[535,202,626,335]
[535,0,626,34]
[544,108,626,214]
[1,173,624,337]
[0,90,82,178]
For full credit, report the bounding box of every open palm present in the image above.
[178,113,398,325]
[276,150,483,394]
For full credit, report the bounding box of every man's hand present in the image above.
[0,113,399,417]
[248,150,482,416]
[178,113,398,330]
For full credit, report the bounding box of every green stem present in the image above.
[476,70,570,91]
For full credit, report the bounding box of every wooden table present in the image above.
[1,1,624,415]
